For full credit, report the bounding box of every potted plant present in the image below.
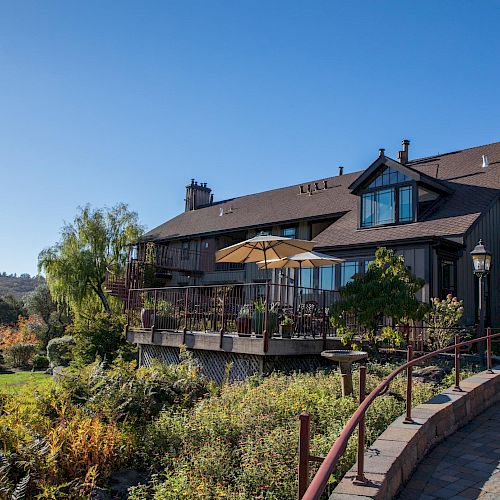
[140,295,155,329]
[140,297,179,330]
[236,305,252,336]
[252,298,278,337]
[279,315,294,338]
[156,299,179,330]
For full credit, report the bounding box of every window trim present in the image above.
[359,180,416,229]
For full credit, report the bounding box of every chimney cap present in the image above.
[402,139,410,146]
[379,148,385,157]
[338,166,344,176]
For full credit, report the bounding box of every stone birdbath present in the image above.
[321,350,368,397]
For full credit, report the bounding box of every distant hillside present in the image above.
[0,273,42,297]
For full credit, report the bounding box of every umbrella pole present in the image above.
[263,247,269,351]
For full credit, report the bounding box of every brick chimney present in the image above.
[398,139,410,164]
[185,179,212,211]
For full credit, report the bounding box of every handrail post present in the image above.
[263,281,270,353]
[454,334,462,391]
[354,366,367,484]
[403,344,414,424]
[219,287,226,349]
[486,327,493,373]
[322,293,327,350]
[183,287,189,343]
[298,412,311,500]
[151,290,157,343]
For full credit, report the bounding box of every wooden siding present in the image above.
[460,198,500,326]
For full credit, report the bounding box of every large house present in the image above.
[116,140,499,381]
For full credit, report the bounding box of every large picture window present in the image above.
[340,261,359,286]
[361,168,414,228]
[319,265,335,290]
[361,188,395,227]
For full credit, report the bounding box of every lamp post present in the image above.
[470,239,492,365]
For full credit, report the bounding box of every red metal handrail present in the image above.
[300,328,500,500]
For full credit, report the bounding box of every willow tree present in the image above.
[330,247,427,352]
[39,203,143,317]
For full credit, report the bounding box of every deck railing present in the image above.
[127,283,340,352]
[298,327,500,499]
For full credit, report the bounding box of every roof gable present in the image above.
[348,155,452,195]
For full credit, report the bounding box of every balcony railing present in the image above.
[126,283,341,351]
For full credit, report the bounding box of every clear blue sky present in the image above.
[1,1,499,276]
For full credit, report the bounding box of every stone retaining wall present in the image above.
[330,367,500,500]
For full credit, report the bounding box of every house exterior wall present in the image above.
[460,198,500,326]
[144,202,498,328]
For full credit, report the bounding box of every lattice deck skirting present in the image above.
[139,344,333,383]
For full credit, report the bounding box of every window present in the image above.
[368,166,410,188]
[361,188,396,227]
[364,259,374,272]
[340,261,359,286]
[319,266,335,290]
[299,267,313,289]
[398,186,413,222]
[361,165,416,228]
[440,259,456,297]
[281,226,297,238]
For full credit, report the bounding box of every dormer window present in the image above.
[349,151,453,230]
[360,167,414,228]
[367,166,410,188]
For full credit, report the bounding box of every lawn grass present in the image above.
[0,370,54,394]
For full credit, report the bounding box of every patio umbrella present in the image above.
[215,233,315,269]
[257,250,344,321]
[257,250,344,270]
[215,233,315,339]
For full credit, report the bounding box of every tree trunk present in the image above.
[95,285,111,314]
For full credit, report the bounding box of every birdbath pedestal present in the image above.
[321,350,368,397]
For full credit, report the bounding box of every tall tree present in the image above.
[24,283,68,349]
[0,294,26,325]
[39,203,143,316]
[330,247,427,352]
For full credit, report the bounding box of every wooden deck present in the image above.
[127,328,345,356]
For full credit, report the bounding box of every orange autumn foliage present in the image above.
[0,315,39,349]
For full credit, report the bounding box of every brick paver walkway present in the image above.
[399,401,500,499]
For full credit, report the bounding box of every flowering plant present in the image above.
[425,294,464,349]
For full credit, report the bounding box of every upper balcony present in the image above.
[105,242,215,298]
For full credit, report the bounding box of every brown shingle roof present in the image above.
[143,172,359,241]
[143,141,500,246]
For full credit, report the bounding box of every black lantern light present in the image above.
[470,239,492,367]
[470,239,492,276]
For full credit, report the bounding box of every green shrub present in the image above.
[47,335,75,367]
[60,348,207,424]
[135,364,442,499]
[32,354,50,370]
[4,343,35,367]
[70,313,135,366]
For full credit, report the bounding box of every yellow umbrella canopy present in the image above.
[257,251,344,269]
[215,233,315,265]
